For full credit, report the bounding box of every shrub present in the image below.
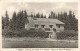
[56,30,78,40]
[5,32,15,38]
[3,28,48,38]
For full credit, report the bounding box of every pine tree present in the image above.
[10,12,17,30]
[36,12,40,18]
[24,10,29,23]
[4,11,9,29]
[2,16,5,29]
[68,10,73,30]
[59,12,63,21]
[41,14,44,18]
[55,14,58,19]
[48,14,51,18]
[48,10,78,31]
[15,11,22,29]
[53,12,56,19]
[48,11,56,19]
[14,10,28,29]
[19,11,24,28]
[57,13,60,20]
[62,12,67,22]
[71,12,78,31]
[51,11,56,19]
[33,14,36,18]
[44,15,46,18]
[30,12,34,17]
[9,19,13,29]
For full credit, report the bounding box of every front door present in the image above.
[51,28,56,39]
[49,32,53,38]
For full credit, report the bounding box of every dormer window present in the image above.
[56,24,60,28]
[49,25,53,28]
[41,25,45,28]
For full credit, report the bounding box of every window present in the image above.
[57,25,60,28]
[49,25,53,28]
[41,25,45,28]
[56,24,60,28]
[35,25,38,28]
[53,28,56,32]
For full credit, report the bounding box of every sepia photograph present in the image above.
[1,2,78,48]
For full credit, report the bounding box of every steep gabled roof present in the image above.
[26,17,65,25]
[33,18,65,24]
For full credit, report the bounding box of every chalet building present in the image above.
[25,17,65,39]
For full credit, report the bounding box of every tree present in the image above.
[54,11,78,31]
[55,14,58,19]
[2,16,5,29]
[41,14,44,18]
[36,12,40,18]
[71,12,78,31]
[67,10,74,30]
[30,12,34,17]
[4,11,9,29]
[52,12,56,19]
[44,15,46,18]
[57,13,60,19]
[24,10,29,23]
[17,11,24,28]
[51,11,56,19]
[9,19,13,29]
[13,10,28,29]
[59,12,63,21]
[33,14,36,18]
[48,14,51,18]
[48,11,56,19]
[10,12,17,30]
[62,12,69,30]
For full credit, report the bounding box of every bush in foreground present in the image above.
[3,29,49,38]
[56,30,78,40]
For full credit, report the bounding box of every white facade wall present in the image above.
[25,17,64,33]
[25,23,64,32]
[56,25,64,32]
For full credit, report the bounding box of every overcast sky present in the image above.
[0,2,78,19]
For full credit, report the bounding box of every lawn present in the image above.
[2,37,78,48]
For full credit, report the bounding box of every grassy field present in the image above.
[2,37,78,48]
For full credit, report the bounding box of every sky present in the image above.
[0,2,78,19]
